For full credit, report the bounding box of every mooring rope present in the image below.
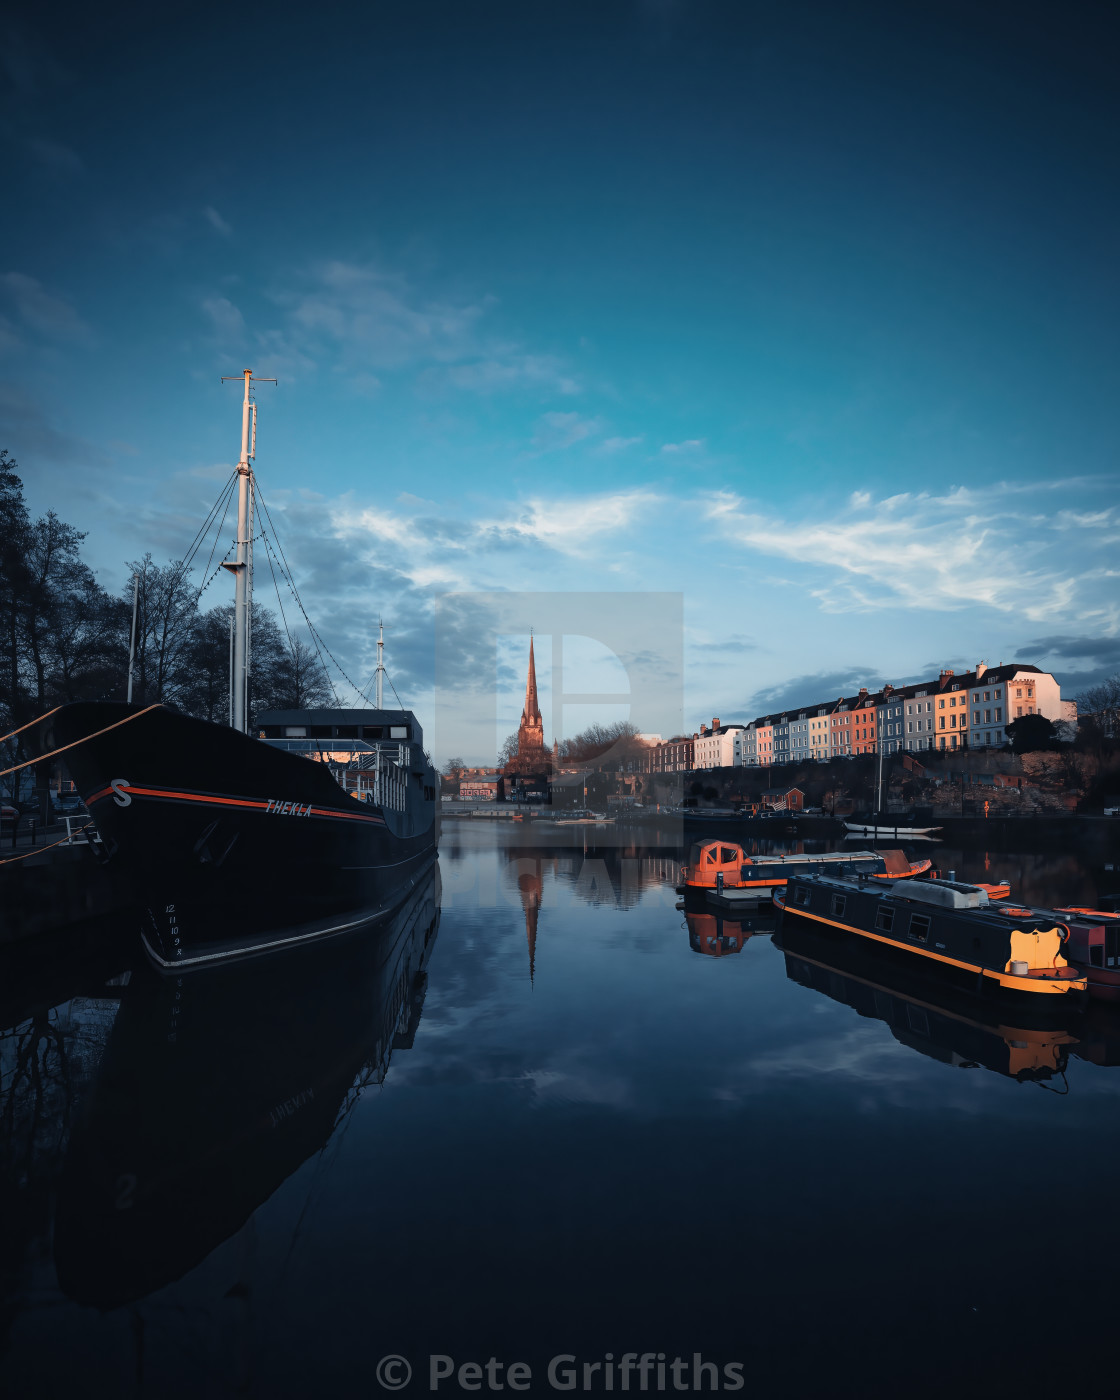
[0,705,163,779]
[0,704,66,749]
[0,827,94,866]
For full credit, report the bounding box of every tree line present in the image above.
[0,449,334,771]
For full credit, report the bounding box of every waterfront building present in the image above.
[694,719,745,770]
[877,686,905,755]
[640,734,697,773]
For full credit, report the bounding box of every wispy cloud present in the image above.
[26,136,83,175]
[203,205,232,237]
[1,272,90,342]
[596,435,643,454]
[661,438,705,454]
[201,295,246,340]
[527,411,603,454]
[704,486,1099,623]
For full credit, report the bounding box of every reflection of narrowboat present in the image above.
[775,872,1087,1005]
[681,840,932,902]
[53,868,441,1308]
[776,920,1077,1082]
[684,909,769,957]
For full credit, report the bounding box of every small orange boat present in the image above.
[681,841,932,898]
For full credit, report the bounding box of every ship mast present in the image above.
[375,617,385,710]
[221,368,275,733]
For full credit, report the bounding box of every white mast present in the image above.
[375,617,385,710]
[126,569,141,703]
[221,368,275,732]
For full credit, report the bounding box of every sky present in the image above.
[3,0,1118,761]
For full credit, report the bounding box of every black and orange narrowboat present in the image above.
[774,871,1087,1007]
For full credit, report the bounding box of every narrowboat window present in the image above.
[831,893,847,918]
[705,849,717,864]
[874,906,894,933]
[909,913,931,943]
[794,886,811,907]
[720,847,737,864]
[1090,945,1103,967]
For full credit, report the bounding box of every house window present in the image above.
[995,708,1002,721]
[983,691,990,701]
[940,717,946,729]
[1015,688,1022,698]
[974,711,980,725]
[994,689,1001,699]
[950,714,956,728]
[939,699,945,709]
[1016,707,1023,718]
[907,722,913,733]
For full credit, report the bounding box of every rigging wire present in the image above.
[253,484,372,705]
[258,525,342,709]
[193,474,238,604]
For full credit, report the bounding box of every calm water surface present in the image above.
[3,822,1120,1398]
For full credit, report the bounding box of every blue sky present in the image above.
[4,1,1118,760]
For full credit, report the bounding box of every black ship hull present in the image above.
[51,703,438,969]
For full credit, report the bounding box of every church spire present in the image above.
[516,634,544,756]
[522,634,540,726]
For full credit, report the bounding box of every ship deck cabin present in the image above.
[257,707,423,765]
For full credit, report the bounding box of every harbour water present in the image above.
[3,823,1120,1397]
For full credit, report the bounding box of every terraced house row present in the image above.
[640,662,1075,773]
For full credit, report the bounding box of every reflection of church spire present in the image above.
[517,864,542,985]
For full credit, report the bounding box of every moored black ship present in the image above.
[52,701,437,969]
[45,371,438,969]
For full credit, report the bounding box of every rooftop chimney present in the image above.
[700,724,708,736]
[976,661,988,681]
[939,668,955,690]
[712,717,721,730]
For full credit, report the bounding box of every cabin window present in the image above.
[794,886,811,907]
[875,906,895,933]
[705,849,717,865]
[1091,945,1103,967]
[720,847,737,864]
[831,893,847,918]
[908,913,931,943]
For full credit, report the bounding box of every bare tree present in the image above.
[272,635,332,710]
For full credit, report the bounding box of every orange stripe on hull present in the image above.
[86,784,385,825]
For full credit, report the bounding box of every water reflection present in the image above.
[775,918,1120,1086]
[51,869,440,1309]
[684,909,773,958]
